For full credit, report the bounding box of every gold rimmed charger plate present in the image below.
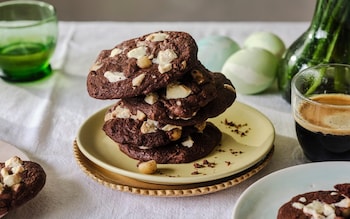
[74,140,274,197]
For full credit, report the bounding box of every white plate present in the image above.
[76,101,275,185]
[0,140,29,162]
[232,162,350,219]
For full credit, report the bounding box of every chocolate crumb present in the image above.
[223,119,251,137]
[231,150,244,155]
[193,163,205,168]
[191,171,200,175]
[225,161,231,166]
[203,160,216,168]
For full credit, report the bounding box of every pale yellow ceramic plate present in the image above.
[76,101,275,185]
[0,140,29,162]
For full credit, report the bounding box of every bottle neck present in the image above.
[310,0,350,30]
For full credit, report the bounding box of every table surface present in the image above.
[1,21,312,219]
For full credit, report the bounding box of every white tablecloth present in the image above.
[1,21,311,219]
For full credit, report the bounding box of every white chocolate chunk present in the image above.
[181,137,194,148]
[292,202,304,210]
[335,197,350,208]
[5,156,23,169]
[11,165,24,175]
[105,106,145,121]
[166,83,191,99]
[140,120,158,134]
[0,156,24,192]
[138,146,151,150]
[136,110,146,121]
[127,46,147,59]
[161,124,182,132]
[303,200,335,218]
[104,71,126,83]
[90,62,103,71]
[136,41,147,47]
[106,105,132,120]
[153,49,178,73]
[331,192,338,196]
[109,48,122,57]
[298,197,307,202]
[0,168,8,178]
[3,174,21,187]
[145,32,169,42]
[144,93,158,105]
[132,73,145,87]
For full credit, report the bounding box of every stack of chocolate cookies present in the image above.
[87,31,236,164]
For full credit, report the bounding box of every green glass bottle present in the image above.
[277,0,350,102]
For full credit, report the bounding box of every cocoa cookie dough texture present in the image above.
[277,183,350,219]
[0,156,46,216]
[87,31,237,164]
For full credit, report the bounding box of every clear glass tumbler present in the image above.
[0,0,58,82]
[291,64,350,161]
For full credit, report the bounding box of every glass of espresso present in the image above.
[291,64,350,161]
[0,1,58,82]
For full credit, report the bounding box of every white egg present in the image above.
[243,32,286,58]
[198,35,240,72]
[221,47,278,94]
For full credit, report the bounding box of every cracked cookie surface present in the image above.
[87,31,198,99]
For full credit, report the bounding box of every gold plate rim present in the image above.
[73,140,274,197]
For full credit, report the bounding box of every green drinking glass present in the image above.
[0,0,58,82]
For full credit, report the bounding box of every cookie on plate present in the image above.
[0,156,46,216]
[122,63,217,121]
[87,31,198,99]
[195,72,237,119]
[123,72,236,126]
[277,183,350,219]
[103,100,206,148]
[117,122,222,164]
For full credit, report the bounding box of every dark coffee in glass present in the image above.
[295,93,350,161]
[292,64,350,161]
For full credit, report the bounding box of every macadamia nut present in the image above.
[137,56,152,69]
[166,83,192,99]
[137,160,157,174]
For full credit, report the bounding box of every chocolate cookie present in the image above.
[123,72,236,126]
[277,183,350,219]
[117,122,222,164]
[0,157,46,216]
[196,72,237,119]
[123,63,217,120]
[87,31,198,99]
[103,100,206,148]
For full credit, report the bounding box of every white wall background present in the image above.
[14,0,317,21]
